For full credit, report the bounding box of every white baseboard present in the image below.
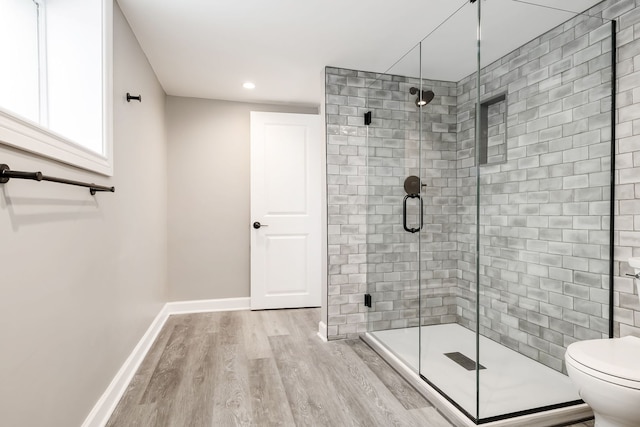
[165,297,250,314]
[317,321,328,342]
[82,297,251,427]
[81,305,170,427]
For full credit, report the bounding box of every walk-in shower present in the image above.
[326,0,615,425]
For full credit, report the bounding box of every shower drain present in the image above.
[444,352,486,371]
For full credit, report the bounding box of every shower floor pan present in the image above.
[363,324,592,426]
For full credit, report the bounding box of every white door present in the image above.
[250,112,322,310]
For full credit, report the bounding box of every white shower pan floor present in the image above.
[371,323,581,420]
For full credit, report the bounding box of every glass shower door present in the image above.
[365,44,423,371]
[415,0,480,419]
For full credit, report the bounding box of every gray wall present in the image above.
[166,97,317,301]
[0,4,168,426]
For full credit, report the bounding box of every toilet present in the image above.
[565,335,640,427]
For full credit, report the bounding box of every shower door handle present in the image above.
[419,195,423,231]
[403,194,423,234]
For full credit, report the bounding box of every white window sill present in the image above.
[0,108,113,176]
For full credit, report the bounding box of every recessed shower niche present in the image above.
[325,0,615,425]
[479,93,506,165]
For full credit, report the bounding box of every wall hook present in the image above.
[126,93,142,102]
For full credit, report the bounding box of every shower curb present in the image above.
[361,332,594,427]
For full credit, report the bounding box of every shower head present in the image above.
[409,87,435,107]
[420,90,435,106]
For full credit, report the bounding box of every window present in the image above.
[0,0,112,175]
[0,0,41,123]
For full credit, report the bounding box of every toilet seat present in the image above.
[566,336,640,390]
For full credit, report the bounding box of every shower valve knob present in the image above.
[626,273,640,279]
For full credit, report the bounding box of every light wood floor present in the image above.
[106,308,595,427]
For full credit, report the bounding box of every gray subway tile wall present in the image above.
[326,68,459,339]
[456,8,613,371]
[326,0,640,370]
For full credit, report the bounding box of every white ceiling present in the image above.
[117,0,605,108]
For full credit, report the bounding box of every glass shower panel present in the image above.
[476,0,613,421]
[416,1,480,420]
[365,44,423,371]
[358,0,615,424]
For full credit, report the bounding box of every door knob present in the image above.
[253,221,269,229]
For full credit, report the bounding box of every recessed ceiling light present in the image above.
[243,82,256,89]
